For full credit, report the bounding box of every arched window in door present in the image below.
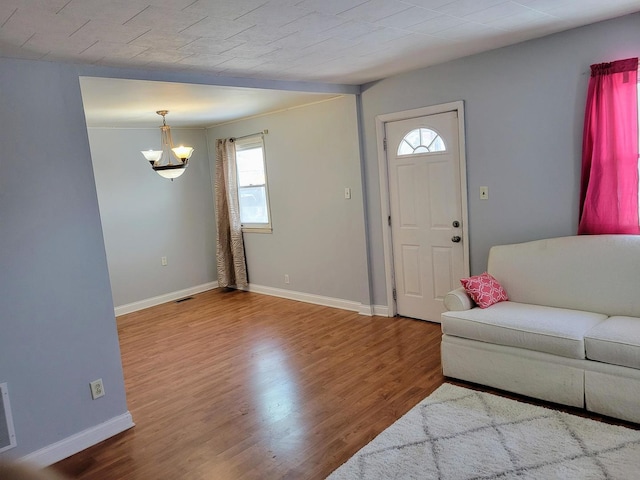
[397,128,446,156]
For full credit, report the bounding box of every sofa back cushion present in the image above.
[488,235,640,317]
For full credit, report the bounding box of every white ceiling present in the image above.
[4,0,639,126]
[79,77,341,128]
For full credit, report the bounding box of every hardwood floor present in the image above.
[54,289,445,479]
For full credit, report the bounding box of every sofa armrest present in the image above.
[444,287,475,311]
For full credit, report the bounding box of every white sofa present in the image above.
[441,235,640,423]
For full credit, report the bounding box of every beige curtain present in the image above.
[215,138,248,288]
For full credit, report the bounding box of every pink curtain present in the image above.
[578,57,639,235]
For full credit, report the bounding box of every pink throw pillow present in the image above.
[460,272,508,308]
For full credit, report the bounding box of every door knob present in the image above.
[452,221,460,228]
[451,236,461,243]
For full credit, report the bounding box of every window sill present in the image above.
[242,227,272,234]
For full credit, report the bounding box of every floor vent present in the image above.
[0,383,17,453]
[175,296,194,304]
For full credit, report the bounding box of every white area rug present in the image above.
[327,383,640,479]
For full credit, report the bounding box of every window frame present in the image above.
[235,134,272,233]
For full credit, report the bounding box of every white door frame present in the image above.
[375,101,470,317]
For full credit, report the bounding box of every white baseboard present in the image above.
[372,305,390,317]
[115,282,219,316]
[246,284,362,312]
[245,284,389,317]
[20,412,134,467]
[115,281,390,318]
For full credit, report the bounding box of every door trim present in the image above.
[375,101,470,317]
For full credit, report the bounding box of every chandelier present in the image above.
[141,110,194,180]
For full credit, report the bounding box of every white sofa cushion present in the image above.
[441,301,607,359]
[584,316,640,369]
[487,235,640,317]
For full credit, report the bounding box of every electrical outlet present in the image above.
[284,274,290,284]
[90,379,105,400]
[161,256,168,266]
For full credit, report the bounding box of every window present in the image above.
[235,135,271,232]
[397,127,446,156]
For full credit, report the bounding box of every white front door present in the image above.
[386,111,466,322]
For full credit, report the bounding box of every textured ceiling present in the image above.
[8,0,639,128]
[2,0,640,85]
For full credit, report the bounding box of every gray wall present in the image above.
[207,96,371,306]
[0,59,128,458]
[360,13,640,305]
[87,128,216,308]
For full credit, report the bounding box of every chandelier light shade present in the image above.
[141,110,194,180]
